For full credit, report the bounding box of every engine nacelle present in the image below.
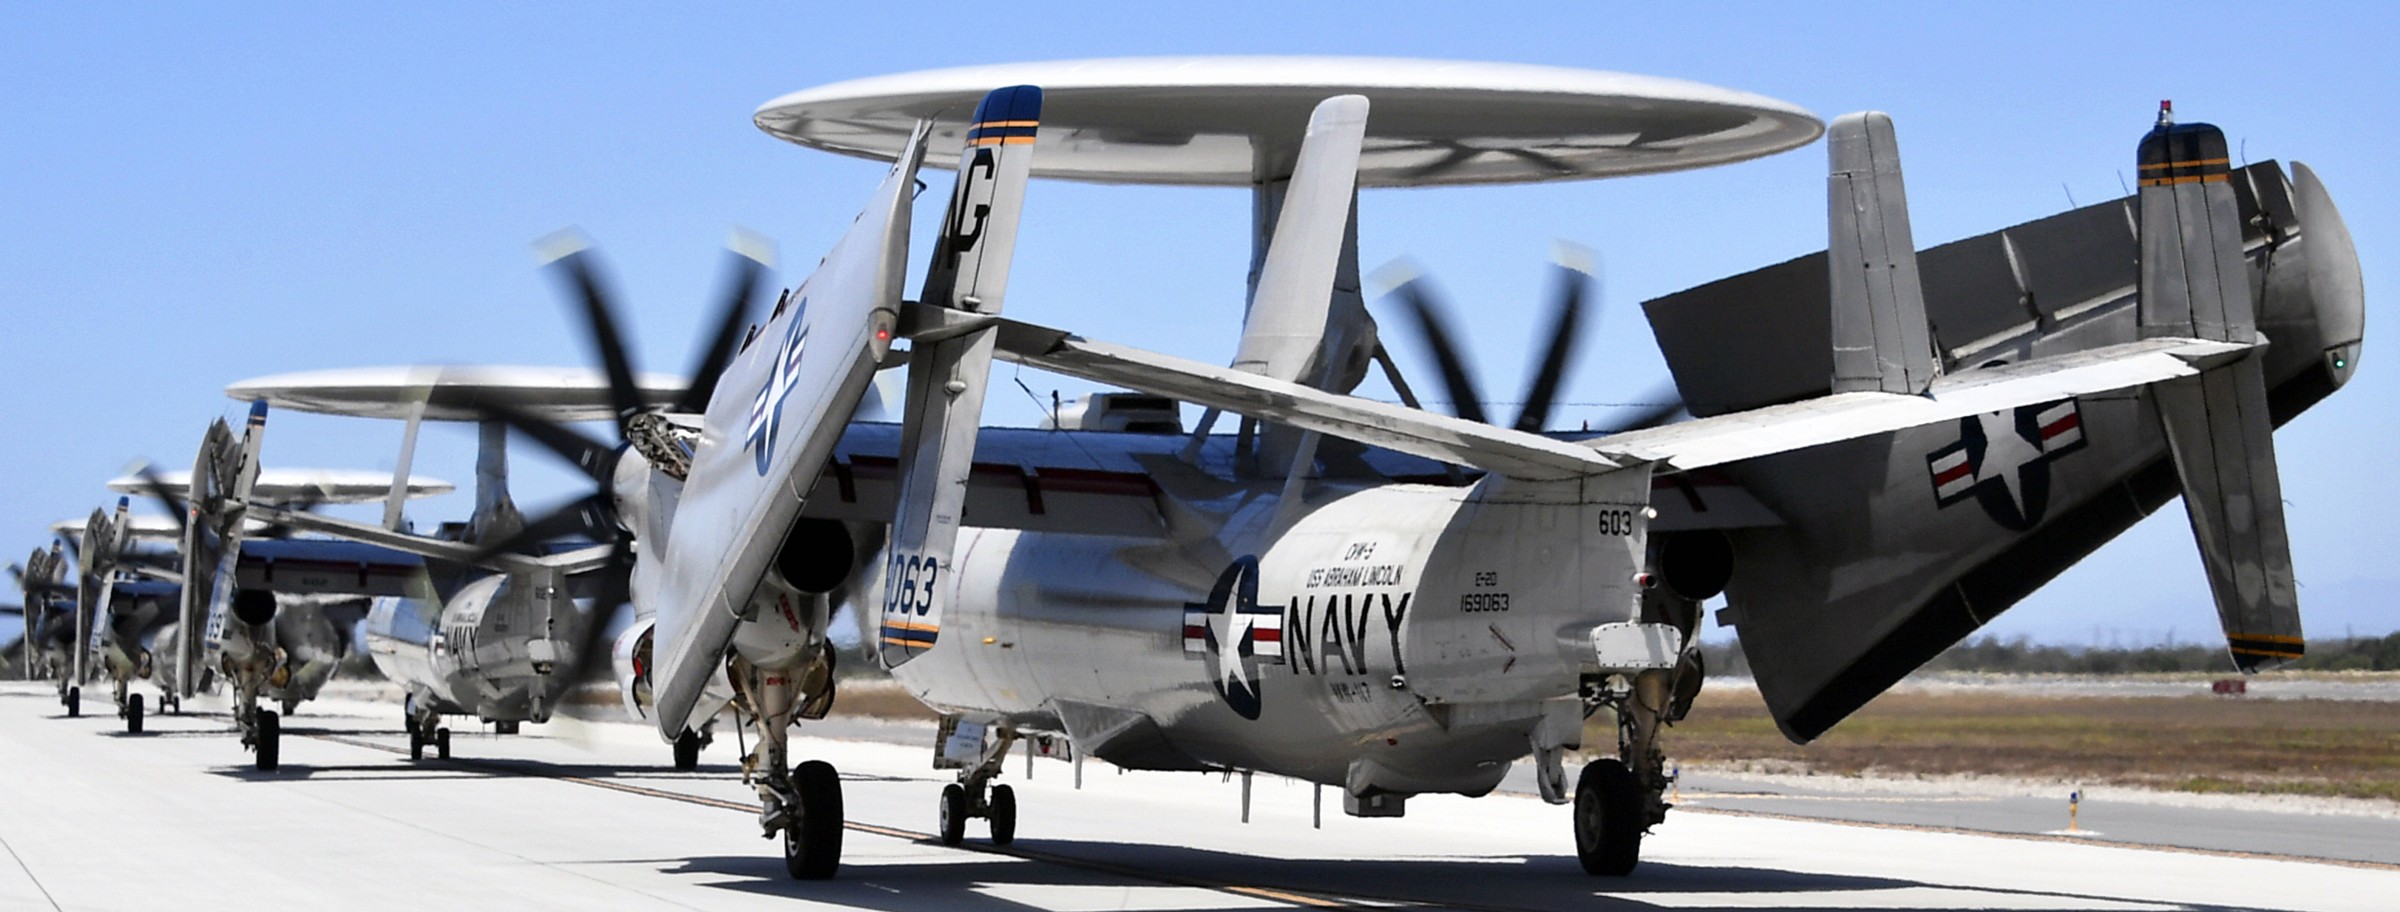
[609,446,656,541]
[612,615,656,719]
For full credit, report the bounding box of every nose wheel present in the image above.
[123,692,143,734]
[409,724,451,760]
[936,781,1018,846]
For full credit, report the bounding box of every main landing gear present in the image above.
[1570,661,1697,877]
[730,653,844,880]
[933,716,1019,847]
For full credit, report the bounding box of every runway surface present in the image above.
[2,681,2393,912]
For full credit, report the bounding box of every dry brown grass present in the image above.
[826,675,2400,803]
[1644,687,2400,802]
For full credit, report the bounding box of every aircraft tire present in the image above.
[673,730,702,770]
[988,784,1017,846]
[257,710,280,772]
[494,720,519,736]
[1573,758,1642,876]
[785,760,844,880]
[65,686,80,718]
[938,783,968,847]
[435,727,451,760]
[126,693,143,735]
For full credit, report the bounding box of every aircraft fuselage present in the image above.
[887,468,1654,797]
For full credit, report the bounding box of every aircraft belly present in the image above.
[899,482,1628,794]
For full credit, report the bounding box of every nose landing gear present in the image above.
[932,716,1021,847]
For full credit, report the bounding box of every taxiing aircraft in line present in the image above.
[220,58,2360,880]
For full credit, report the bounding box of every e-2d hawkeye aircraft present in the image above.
[97,465,454,735]
[48,499,185,723]
[242,57,2362,880]
[206,364,705,765]
[9,542,76,684]
[141,409,466,768]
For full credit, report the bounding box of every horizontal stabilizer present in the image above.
[1827,111,1938,395]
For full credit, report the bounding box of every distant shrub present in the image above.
[1699,631,2400,676]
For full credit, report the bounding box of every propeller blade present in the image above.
[253,488,327,539]
[132,463,192,538]
[543,245,646,429]
[1512,256,1593,433]
[467,492,615,563]
[1591,380,1687,433]
[676,247,769,414]
[475,400,618,484]
[1389,277,1489,424]
[563,541,633,682]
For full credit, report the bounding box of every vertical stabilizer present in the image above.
[2138,106,2301,670]
[1232,95,1370,386]
[1827,111,1938,394]
[881,86,1041,668]
[195,401,269,666]
[2138,104,2253,344]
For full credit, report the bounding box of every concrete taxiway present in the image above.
[2,681,2393,911]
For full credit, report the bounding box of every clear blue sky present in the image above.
[4,2,2393,648]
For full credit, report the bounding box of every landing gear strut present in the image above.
[933,716,1020,847]
[1573,665,1690,876]
[730,652,844,880]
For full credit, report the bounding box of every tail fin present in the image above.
[1231,95,1369,386]
[182,401,268,694]
[73,499,130,683]
[2137,106,2301,669]
[1226,95,1372,478]
[1827,112,1938,394]
[880,86,1042,667]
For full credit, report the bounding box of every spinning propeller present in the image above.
[467,236,770,680]
[1379,249,1682,435]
